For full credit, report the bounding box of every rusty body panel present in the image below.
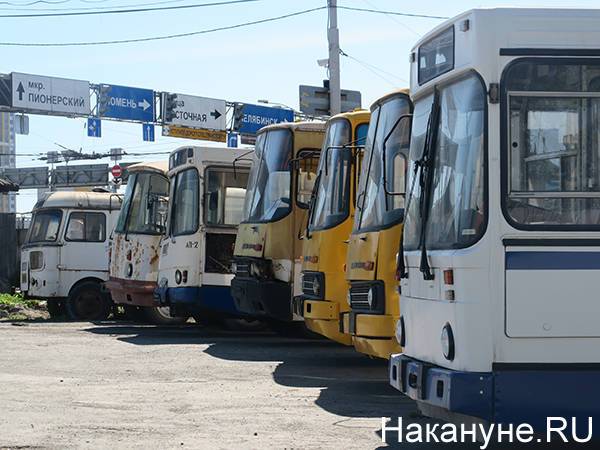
[107,162,169,308]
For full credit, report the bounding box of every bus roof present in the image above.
[258,120,325,135]
[329,109,370,123]
[370,89,410,111]
[33,191,122,212]
[126,160,168,176]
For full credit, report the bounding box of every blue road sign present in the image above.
[227,132,239,148]
[238,104,294,135]
[143,123,155,142]
[87,118,101,138]
[101,84,154,122]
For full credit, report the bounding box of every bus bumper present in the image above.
[105,277,157,308]
[155,285,239,317]
[389,354,600,434]
[340,312,400,359]
[231,276,292,321]
[301,298,352,345]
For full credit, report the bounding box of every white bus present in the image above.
[21,191,122,320]
[155,146,252,323]
[105,161,184,324]
[390,8,600,434]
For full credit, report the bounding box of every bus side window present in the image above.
[65,212,106,242]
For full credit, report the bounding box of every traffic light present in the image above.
[233,102,245,131]
[163,93,178,122]
[97,85,111,116]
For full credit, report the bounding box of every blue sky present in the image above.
[3,0,600,211]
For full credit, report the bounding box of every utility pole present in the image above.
[328,0,341,116]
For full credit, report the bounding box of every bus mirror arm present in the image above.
[382,114,413,196]
[232,150,254,179]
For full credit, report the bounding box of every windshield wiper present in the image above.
[303,171,322,240]
[396,88,440,281]
[417,88,441,280]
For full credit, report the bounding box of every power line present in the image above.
[338,6,448,20]
[0,0,186,12]
[0,0,69,5]
[0,0,259,17]
[340,49,407,86]
[360,0,420,37]
[0,6,326,46]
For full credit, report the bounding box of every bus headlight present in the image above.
[395,316,405,347]
[441,323,455,361]
[231,261,237,274]
[346,290,352,306]
[175,270,182,285]
[312,276,321,297]
[367,288,374,308]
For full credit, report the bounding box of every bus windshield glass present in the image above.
[354,95,412,232]
[242,129,292,223]
[205,167,249,226]
[309,119,352,230]
[115,171,169,235]
[27,209,62,243]
[404,74,486,251]
[503,60,600,228]
[170,168,199,236]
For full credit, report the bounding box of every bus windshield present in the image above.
[404,74,486,251]
[170,168,199,236]
[27,209,62,243]
[354,95,412,232]
[309,119,352,231]
[115,171,169,235]
[242,129,292,223]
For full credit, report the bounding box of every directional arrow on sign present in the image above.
[210,109,222,120]
[16,82,24,101]
[138,99,151,111]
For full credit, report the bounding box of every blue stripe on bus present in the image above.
[506,251,600,270]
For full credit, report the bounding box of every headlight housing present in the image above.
[175,269,182,285]
[395,316,405,347]
[249,259,272,279]
[366,288,374,308]
[441,323,455,361]
[301,271,324,299]
[312,276,321,297]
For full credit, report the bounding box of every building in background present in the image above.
[0,112,16,213]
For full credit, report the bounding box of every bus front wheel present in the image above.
[66,281,112,321]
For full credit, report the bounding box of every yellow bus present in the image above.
[231,121,325,332]
[298,110,370,344]
[342,90,413,358]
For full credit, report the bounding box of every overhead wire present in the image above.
[340,49,406,86]
[0,0,187,12]
[0,0,259,17]
[0,5,327,46]
[337,6,449,20]
[360,0,420,37]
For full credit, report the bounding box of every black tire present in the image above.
[46,299,66,319]
[66,281,112,321]
[141,306,188,325]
